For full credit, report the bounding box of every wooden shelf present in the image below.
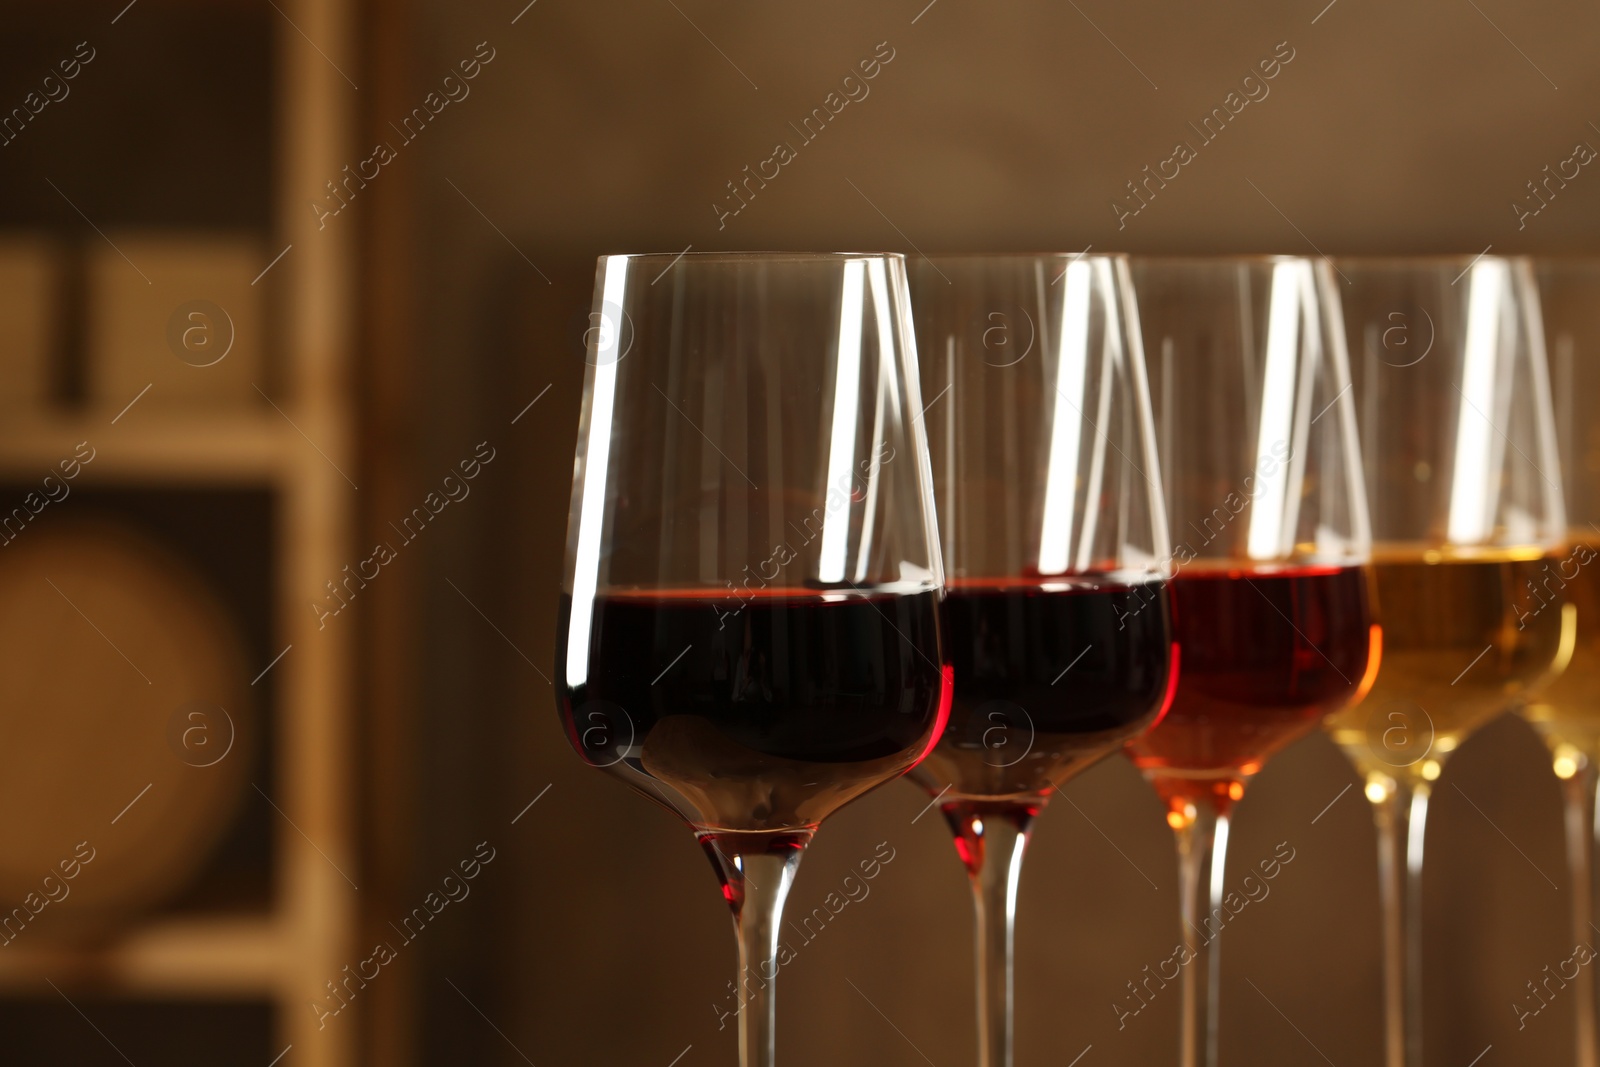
[0,0,361,1062]
[0,913,285,997]
[0,411,324,485]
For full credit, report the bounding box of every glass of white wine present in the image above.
[1520,257,1600,1067]
[1323,255,1572,1067]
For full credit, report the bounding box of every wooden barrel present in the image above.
[0,520,256,940]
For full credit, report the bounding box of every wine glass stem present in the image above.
[1175,802,1230,1067]
[968,813,1032,1067]
[1373,777,1430,1067]
[1373,785,1405,1067]
[1564,762,1599,1067]
[703,838,805,1067]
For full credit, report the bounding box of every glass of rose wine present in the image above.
[555,252,951,1067]
[1128,256,1379,1067]
[1517,257,1600,1067]
[1323,256,1570,1067]
[905,253,1177,1067]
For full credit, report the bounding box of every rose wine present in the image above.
[911,577,1176,810]
[1128,565,1377,815]
[1327,550,1573,779]
[556,588,950,834]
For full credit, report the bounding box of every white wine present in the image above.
[1327,548,1571,783]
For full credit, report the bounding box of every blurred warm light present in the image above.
[1421,760,1442,781]
[1554,745,1584,780]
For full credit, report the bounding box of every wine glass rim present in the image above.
[1128,253,1327,265]
[1532,254,1600,275]
[913,251,1128,262]
[1331,253,1533,268]
[598,251,907,264]
[1530,252,1600,264]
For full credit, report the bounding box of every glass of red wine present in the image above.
[1126,257,1379,1067]
[555,252,950,1067]
[906,253,1177,1067]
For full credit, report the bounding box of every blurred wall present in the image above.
[400,1,1600,1064]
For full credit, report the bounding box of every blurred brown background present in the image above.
[1,0,1598,1064]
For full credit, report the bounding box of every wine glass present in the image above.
[555,252,950,1067]
[905,253,1177,1067]
[1322,255,1570,1067]
[1127,256,1379,1067]
[1518,257,1600,1066]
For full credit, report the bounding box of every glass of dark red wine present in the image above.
[906,253,1177,1067]
[1127,257,1379,1067]
[555,252,950,1067]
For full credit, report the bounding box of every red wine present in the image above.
[556,588,950,833]
[1127,565,1377,815]
[912,577,1177,807]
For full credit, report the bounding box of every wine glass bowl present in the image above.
[1519,258,1600,764]
[1128,256,1377,814]
[557,252,948,836]
[1325,256,1570,789]
[907,254,1175,807]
